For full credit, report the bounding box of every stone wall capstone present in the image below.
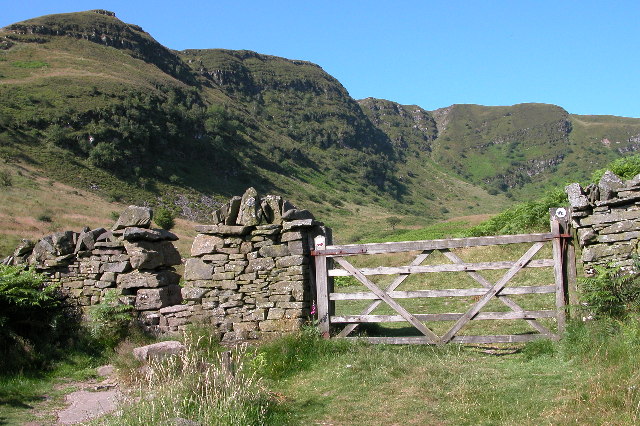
[566,171,640,272]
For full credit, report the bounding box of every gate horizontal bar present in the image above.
[330,285,556,300]
[328,259,554,276]
[343,334,548,344]
[331,310,557,323]
[313,232,554,256]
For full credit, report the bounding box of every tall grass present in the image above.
[547,318,640,424]
[97,332,274,425]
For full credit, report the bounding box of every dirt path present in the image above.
[51,365,122,425]
[56,387,121,424]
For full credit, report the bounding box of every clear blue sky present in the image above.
[3,1,639,117]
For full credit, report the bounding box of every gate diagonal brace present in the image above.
[441,250,557,339]
[337,250,433,338]
[334,257,439,343]
[439,241,548,344]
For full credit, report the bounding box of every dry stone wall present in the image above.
[177,187,329,341]
[3,189,329,341]
[566,171,640,272]
[3,206,183,323]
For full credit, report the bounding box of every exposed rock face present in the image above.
[598,171,624,201]
[135,285,182,311]
[124,240,181,269]
[123,227,177,242]
[211,187,315,227]
[565,183,589,211]
[566,172,640,271]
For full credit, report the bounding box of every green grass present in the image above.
[11,60,48,69]
[270,341,582,425]
[0,351,103,424]
[358,219,474,243]
[3,316,640,425]
[246,318,640,425]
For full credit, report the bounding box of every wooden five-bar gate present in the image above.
[312,208,576,344]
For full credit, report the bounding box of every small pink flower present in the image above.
[310,301,317,315]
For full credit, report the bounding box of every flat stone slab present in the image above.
[57,388,122,424]
[194,225,251,235]
[133,340,184,361]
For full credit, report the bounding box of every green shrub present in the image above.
[168,174,182,185]
[0,266,56,334]
[580,261,640,320]
[0,169,12,187]
[88,289,134,349]
[592,154,640,182]
[89,142,121,170]
[107,189,124,202]
[37,213,53,222]
[386,216,401,230]
[464,188,567,236]
[154,207,175,230]
[0,265,74,370]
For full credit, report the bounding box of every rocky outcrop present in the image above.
[2,9,195,84]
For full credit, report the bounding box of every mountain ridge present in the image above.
[1,9,640,247]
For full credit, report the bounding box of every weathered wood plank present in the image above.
[318,233,553,256]
[334,257,439,343]
[450,334,546,344]
[566,238,579,317]
[330,285,556,300]
[439,241,546,344]
[342,334,545,344]
[328,259,554,276]
[336,250,433,338]
[441,250,557,338]
[551,215,567,334]
[331,310,558,323]
[314,235,330,338]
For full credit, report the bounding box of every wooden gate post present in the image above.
[550,208,568,335]
[314,235,330,338]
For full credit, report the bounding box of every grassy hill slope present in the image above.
[1,10,640,252]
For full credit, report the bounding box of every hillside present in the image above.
[1,9,640,251]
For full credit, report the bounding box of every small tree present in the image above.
[386,216,401,231]
[88,289,134,349]
[154,207,175,230]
